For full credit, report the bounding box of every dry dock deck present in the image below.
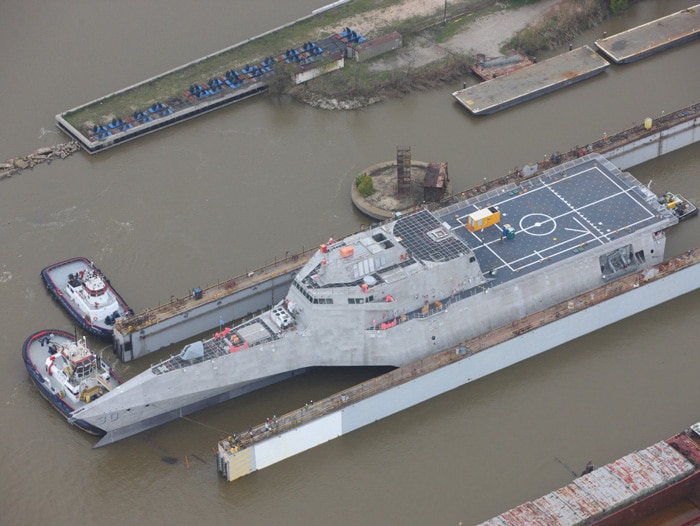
[217,249,700,482]
[595,4,700,64]
[452,45,609,115]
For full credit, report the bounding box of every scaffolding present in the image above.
[396,146,411,196]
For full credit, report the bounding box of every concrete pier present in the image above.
[452,45,609,115]
[217,249,700,482]
[595,4,700,64]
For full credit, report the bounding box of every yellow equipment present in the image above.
[466,207,500,232]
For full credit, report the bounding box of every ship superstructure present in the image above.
[72,154,679,446]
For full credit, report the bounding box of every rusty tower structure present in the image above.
[396,146,411,196]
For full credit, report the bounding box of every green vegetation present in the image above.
[609,0,629,15]
[508,0,606,55]
[62,0,417,130]
[62,0,625,131]
[265,62,298,98]
[301,0,621,104]
[295,52,472,104]
[433,14,474,43]
[355,173,375,197]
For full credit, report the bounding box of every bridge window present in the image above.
[347,297,372,304]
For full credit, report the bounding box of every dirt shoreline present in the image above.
[295,0,566,109]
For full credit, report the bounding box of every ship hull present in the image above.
[93,367,311,447]
[76,226,667,438]
[72,154,681,443]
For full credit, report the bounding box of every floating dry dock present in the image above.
[112,250,313,362]
[452,45,609,115]
[111,103,700,362]
[478,423,700,526]
[217,248,700,482]
[595,4,700,64]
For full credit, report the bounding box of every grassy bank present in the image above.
[61,0,495,130]
[295,0,612,105]
[508,0,606,55]
[63,0,621,129]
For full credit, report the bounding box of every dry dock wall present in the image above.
[606,113,700,171]
[113,269,297,362]
[219,259,700,481]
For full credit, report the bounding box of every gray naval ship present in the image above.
[73,154,680,446]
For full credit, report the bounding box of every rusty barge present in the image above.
[479,423,700,526]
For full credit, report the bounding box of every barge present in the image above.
[479,423,700,525]
[452,45,609,115]
[56,28,363,153]
[595,4,700,64]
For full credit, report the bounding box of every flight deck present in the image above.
[422,154,676,285]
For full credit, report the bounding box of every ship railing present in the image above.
[116,246,318,333]
[368,285,491,330]
[434,103,700,213]
[221,248,700,452]
[150,329,279,375]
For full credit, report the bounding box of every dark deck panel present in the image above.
[595,4,700,64]
[452,45,609,115]
[432,154,675,286]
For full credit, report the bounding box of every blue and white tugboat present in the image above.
[22,329,122,435]
[41,257,131,339]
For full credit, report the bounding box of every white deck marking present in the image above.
[441,158,665,277]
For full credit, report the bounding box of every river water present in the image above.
[1,1,699,524]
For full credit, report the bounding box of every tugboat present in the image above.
[22,329,122,435]
[41,257,132,339]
